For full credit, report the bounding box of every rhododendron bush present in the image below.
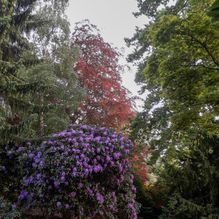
[0,125,138,218]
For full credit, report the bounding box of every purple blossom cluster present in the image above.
[1,125,138,218]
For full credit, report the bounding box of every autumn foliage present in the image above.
[130,143,148,184]
[71,21,135,129]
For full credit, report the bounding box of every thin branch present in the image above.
[186,32,219,68]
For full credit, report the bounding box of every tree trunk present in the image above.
[39,95,44,136]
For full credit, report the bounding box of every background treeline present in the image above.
[128,0,219,218]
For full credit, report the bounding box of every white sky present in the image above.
[66,0,147,109]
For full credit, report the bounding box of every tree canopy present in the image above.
[72,21,135,130]
[127,0,219,217]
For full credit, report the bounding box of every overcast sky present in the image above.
[66,0,147,108]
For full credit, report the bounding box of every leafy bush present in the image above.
[1,125,137,218]
[160,193,219,219]
[0,197,20,219]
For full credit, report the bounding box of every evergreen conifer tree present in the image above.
[0,0,83,143]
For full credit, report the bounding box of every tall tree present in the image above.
[0,0,83,143]
[21,1,84,137]
[0,0,39,142]
[127,0,219,162]
[127,0,219,217]
[71,21,134,129]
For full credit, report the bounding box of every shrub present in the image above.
[1,125,137,218]
[0,196,20,219]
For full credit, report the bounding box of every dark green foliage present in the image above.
[158,133,219,218]
[0,0,83,144]
[134,175,162,219]
[129,0,219,164]
[209,0,219,20]
[0,0,38,142]
[127,0,219,217]
[134,0,169,17]
[0,196,20,219]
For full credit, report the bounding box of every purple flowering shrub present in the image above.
[1,125,138,218]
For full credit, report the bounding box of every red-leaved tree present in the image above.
[130,143,148,184]
[71,21,135,129]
